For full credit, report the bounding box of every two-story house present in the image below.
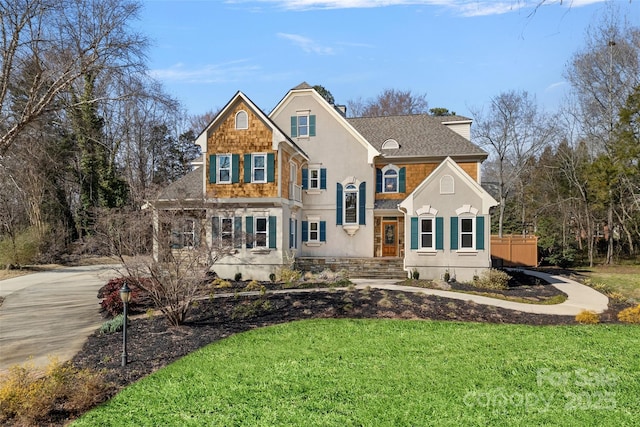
[154,83,498,282]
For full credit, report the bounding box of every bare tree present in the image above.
[0,0,147,156]
[471,90,556,237]
[97,198,238,327]
[347,89,429,117]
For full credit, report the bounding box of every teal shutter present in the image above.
[435,217,444,250]
[234,217,242,248]
[209,155,216,183]
[450,217,458,250]
[267,153,275,183]
[376,168,382,193]
[231,154,240,183]
[290,116,298,137]
[320,168,327,189]
[268,216,277,249]
[246,216,253,248]
[399,167,406,193]
[302,169,308,190]
[320,221,326,242]
[309,115,316,136]
[302,221,308,242]
[358,182,366,225]
[244,154,252,183]
[476,216,485,250]
[212,217,219,240]
[410,217,418,250]
[336,183,343,225]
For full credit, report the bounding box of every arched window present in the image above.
[382,139,399,150]
[344,184,358,225]
[384,169,398,193]
[235,110,248,129]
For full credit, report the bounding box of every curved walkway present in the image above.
[351,269,609,316]
[0,266,608,370]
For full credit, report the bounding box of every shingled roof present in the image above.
[156,166,203,201]
[347,114,487,159]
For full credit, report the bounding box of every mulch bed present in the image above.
[66,274,634,426]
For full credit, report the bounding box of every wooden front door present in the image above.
[382,220,398,257]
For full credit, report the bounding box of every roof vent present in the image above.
[382,139,399,150]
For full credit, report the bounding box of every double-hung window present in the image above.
[309,169,320,190]
[252,154,266,183]
[290,113,316,138]
[297,115,309,137]
[460,217,474,249]
[420,218,434,250]
[308,221,320,242]
[171,218,196,249]
[255,217,268,247]
[218,154,232,183]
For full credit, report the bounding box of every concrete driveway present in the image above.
[0,265,120,370]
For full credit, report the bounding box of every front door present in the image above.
[382,220,398,257]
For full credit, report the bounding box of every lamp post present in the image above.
[120,282,132,367]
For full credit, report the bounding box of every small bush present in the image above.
[617,304,640,324]
[412,269,419,280]
[278,267,302,285]
[234,272,242,282]
[0,359,110,426]
[576,310,600,324]
[244,280,262,291]
[99,314,123,334]
[97,277,144,317]
[474,269,510,290]
[269,273,276,282]
[212,278,232,289]
[0,227,41,268]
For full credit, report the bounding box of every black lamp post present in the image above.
[120,282,132,367]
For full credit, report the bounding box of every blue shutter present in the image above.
[376,168,382,193]
[336,183,343,225]
[399,167,406,193]
[410,217,418,250]
[302,221,308,242]
[450,217,458,250]
[309,115,316,136]
[358,182,366,225]
[476,216,485,250]
[290,116,298,137]
[231,154,240,183]
[320,168,327,189]
[435,217,444,250]
[212,216,219,240]
[234,217,242,248]
[267,153,275,183]
[245,216,253,248]
[209,155,216,183]
[320,221,326,242]
[244,154,252,183]
[289,219,293,248]
[302,169,308,190]
[268,216,277,249]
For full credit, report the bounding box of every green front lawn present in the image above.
[577,264,640,302]
[74,319,639,426]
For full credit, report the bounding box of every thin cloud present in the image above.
[277,33,336,55]
[227,0,610,15]
[149,60,261,83]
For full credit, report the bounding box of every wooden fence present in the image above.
[491,235,538,267]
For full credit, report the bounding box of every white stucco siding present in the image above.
[401,159,495,281]
[271,92,376,258]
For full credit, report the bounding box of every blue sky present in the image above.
[137,0,640,118]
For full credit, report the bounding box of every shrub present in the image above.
[0,359,110,426]
[617,304,640,324]
[97,277,149,317]
[474,269,510,290]
[0,227,41,269]
[212,278,232,289]
[269,273,276,282]
[99,314,123,334]
[244,280,262,291]
[412,269,419,280]
[575,310,600,324]
[278,267,302,285]
[234,272,242,282]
